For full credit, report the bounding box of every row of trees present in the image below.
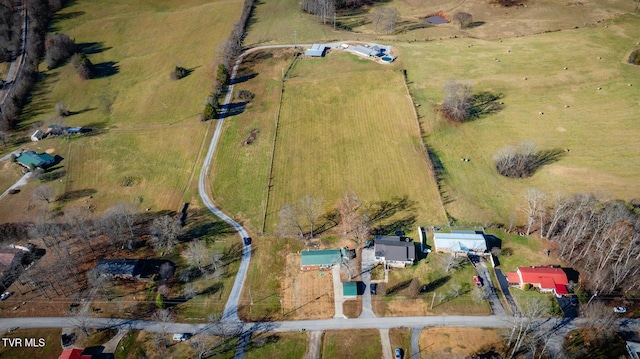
[43,32,76,69]
[1,0,65,130]
[0,0,21,62]
[520,189,640,295]
[371,8,399,34]
[301,0,335,24]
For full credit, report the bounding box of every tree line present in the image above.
[521,189,640,295]
[0,0,66,131]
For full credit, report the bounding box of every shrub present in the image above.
[523,283,533,291]
[628,49,640,65]
[216,64,229,86]
[453,12,473,29]
[55,102,70,117]
[71,52,94,79]
[44,33,77,69]
[202,95,219,121]
[236,89,254,101]
[169,65,188,80]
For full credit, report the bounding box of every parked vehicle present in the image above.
[614,306,627,313]
[243,237,252,245]
[173,333,192,342]
[394,348,403,359]
[370,283,377,295]
[473,276,483,287]
[0,292,11,301]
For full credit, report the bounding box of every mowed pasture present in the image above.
[5,0,242,217]
[402,14,640,224]
[266,52,446,232]
[243,0,633,46]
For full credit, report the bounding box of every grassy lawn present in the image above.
[490,230,562,272]
[115,330,237,359]
[244,332,307,359]
[403,14,640,225]
[4,0,242,218]
[211,49,294,233]
[239,235,304,321]
[0,328,61,359]
[509,288,562,316]
[0,158,23,194]
[322,329,381,359]
[373,252,491,316]
[265,51,445,232]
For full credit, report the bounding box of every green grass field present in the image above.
[0,328,61,359]
[265,51,446,231]
[402,14,640,224]
[244,332,307,359]
[5,0,242,216]
[322,329,382,359]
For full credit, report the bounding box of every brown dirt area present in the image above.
[281,253,335,320]
[419,327,507,358]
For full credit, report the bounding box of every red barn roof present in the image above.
[59,348,91,359]
[517,267,569,289]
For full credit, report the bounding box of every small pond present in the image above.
[425,15,448,24]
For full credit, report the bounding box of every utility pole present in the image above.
[430,292,436,310]
[294,30,297,49]
[333,13,336,31]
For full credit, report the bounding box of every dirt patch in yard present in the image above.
[281,253,335,320]
[419,327,507,358]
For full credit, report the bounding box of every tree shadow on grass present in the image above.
[77,42,112,55]
[468,91,504,120]
[220,101,247,118]
[466,21,485,28]
[57,188,97,202]
[92,61,119,79]
[420,275,450,293]
[385,279,412,295]
[367,196,418,235]
[230,72,258,85]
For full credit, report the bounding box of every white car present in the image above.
[173,333,191,342]
[614,306,627,313]
[0,292,11,301]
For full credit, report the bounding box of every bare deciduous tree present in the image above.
[299,194,323,239]
[277,203,304,239]
[32,185,55,204]
[453,12,473,29]
[522,188,546,236]
[442,79,472,122]
[150,215,183,253]
[506,297,546,358]
[184,283,198,299]
[371,7,400,34]
[184,240,208,271]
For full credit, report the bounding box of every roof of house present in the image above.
[517,266,569,289]
[433,232,487,252]
[506,272,521,284]
[343,281,357,297]
[59,348,91,359]
[300,250,342,266]
[305,44,327,57]
[374,236,416,262]
[95,259,141,277]
[16,151,55,168]
[554,283,569,295]
[0,248,21,272]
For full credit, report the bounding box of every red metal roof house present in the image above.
[58,348,92,359]
[506,266,570,296]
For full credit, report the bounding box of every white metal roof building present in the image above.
[305,44,327,57]
[433,230,487,254]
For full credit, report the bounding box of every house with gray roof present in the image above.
[374,235,416,268]
[433,230,487,254]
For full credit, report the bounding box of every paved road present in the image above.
[476,264,507,316]
[495,268,518,314]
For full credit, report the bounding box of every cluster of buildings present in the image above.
[299,227,575,298]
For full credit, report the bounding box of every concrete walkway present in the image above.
[331,265,346,318]
[305,331,322,359]
[411,327,421,359]
[359,247,376,318]
[379,328,392,359]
